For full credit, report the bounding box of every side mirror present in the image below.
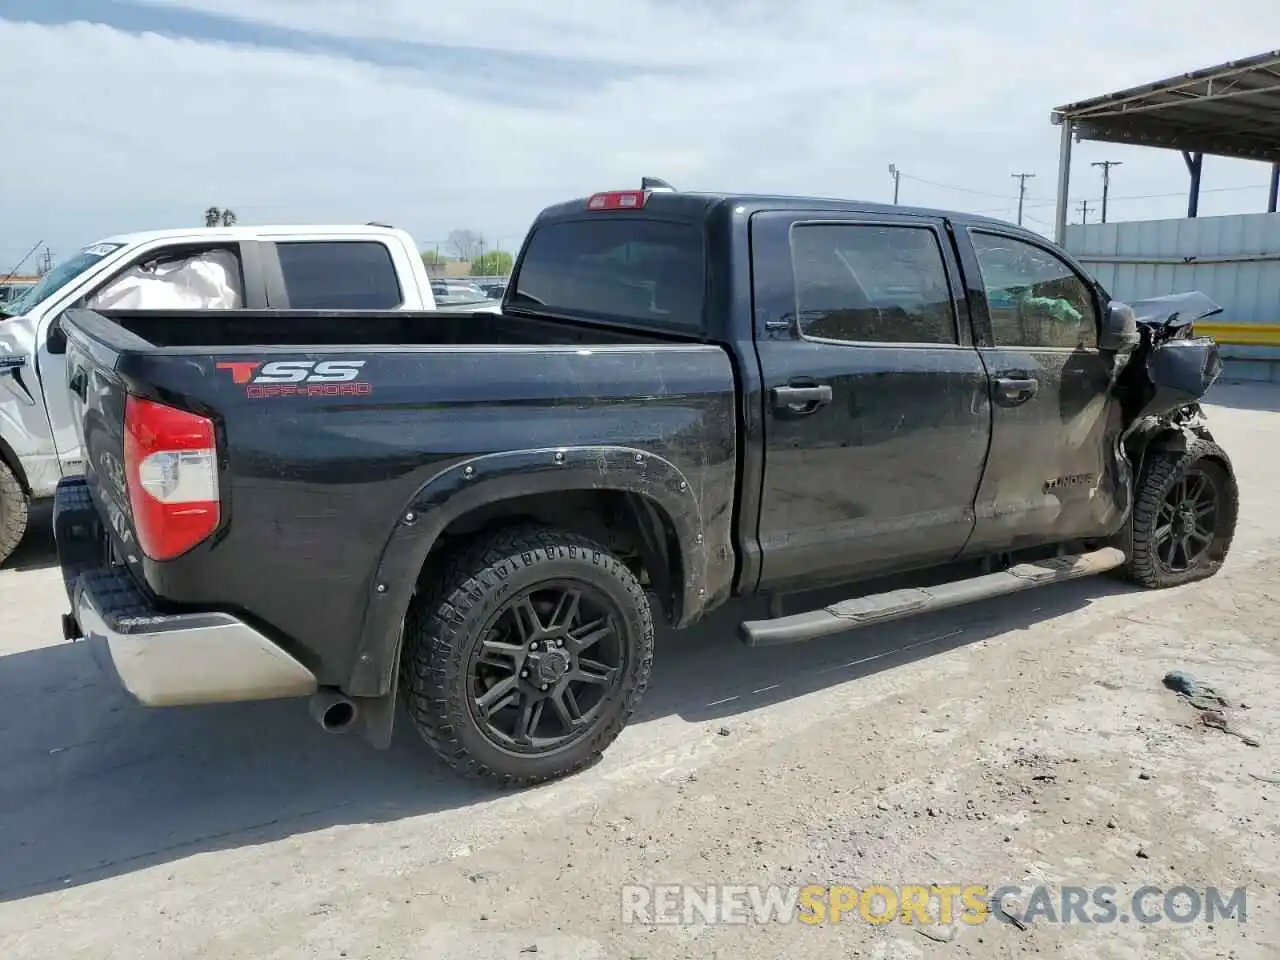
[1100,301,1139,352]
[46,315,67,355]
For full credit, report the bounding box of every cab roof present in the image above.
[535,189,1026,235]
[91,223,414,248]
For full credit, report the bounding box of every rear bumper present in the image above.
[55,477,317,707]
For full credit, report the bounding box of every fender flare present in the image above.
[1112,408,1230,547]
[1126,410,1224,479]
[343,445,711,697]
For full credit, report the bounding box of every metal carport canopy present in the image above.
[1050,50,1280,243]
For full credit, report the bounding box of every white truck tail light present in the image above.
[123,396,220,560]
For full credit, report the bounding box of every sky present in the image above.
[2,0,1280,270]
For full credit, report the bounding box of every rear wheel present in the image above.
[0,460,28,567]
[1127,439,1237,588]
[402,525,655,786]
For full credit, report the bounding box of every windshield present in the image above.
[5,243,124,315]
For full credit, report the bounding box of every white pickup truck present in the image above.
[0,223,496,564]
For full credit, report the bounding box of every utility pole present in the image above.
[1078,199,1092,224]
[888,163,901,205]
[1091,160,1121,223]
[1011,172,1036,225]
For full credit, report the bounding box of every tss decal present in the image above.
[216,359,373,398]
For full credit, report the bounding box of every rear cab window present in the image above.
[510,218,705,333]
[276,241,403,310]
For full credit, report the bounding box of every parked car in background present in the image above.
[54,182,1236,787]
[0,224,496,564]
[0,280,35,306]
[430,279,501,308]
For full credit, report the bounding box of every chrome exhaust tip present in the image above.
[309,689,358,733]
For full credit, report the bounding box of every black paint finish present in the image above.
[64,309,737,691]
[747,209,991,591]
[58,188,1210,701]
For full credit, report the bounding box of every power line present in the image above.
[1091,160,1122,223]
[897,173,1022,200]
[901,172,1271,209]
[1,240,43,284]
[1011,173,1036,225]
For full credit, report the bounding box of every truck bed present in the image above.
[93,307,687,349]
[61,307,739,697]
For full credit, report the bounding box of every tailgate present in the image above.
[63,310,153,574]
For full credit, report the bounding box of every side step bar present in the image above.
[739,547,1126,647]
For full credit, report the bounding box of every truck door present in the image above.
[954,227,1125,554]
[750,211,993,593]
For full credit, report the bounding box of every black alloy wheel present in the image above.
[1152,468,1219,574]
[402,525,655,785]
[468,581,626,753]
[1127,438,1237,588]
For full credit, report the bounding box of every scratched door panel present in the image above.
[749,210,992,593]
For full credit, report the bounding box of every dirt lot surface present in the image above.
[2,383,1279,959]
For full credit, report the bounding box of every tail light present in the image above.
[587,190,649,210]
[123,396,220,560]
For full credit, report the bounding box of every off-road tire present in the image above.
[1126,439,1237,588]
[0,460,28,567]
[401,525,655,786]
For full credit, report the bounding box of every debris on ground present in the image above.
[1200,710,1261,747]
[1163,670,1232,710]
[989,896,1028,931]
[1163,671,1260,745]
[917,924,957,943]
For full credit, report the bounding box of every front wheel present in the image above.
[0,460,29,567]
[401,525,655,786]
[1126,439,1238,588]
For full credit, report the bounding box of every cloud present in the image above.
[2,1,1280,266]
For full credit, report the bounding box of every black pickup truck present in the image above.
[55,184,1236,785]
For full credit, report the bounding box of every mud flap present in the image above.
[353,664,399,750]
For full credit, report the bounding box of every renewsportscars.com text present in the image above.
[620,883,1248,926]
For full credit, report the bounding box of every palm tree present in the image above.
[204,207,238,227]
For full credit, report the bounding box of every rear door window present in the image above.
[276,241,403,310]
[790,222,958,345]
[511,219,704,332]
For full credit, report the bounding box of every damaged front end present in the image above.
[1125,292,1226,422]
[1109,291,1232,523]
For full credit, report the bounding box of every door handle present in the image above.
[772,383,833,412]
[994,376,1038,405]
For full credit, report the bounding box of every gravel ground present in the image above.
[2,382,1279,959]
